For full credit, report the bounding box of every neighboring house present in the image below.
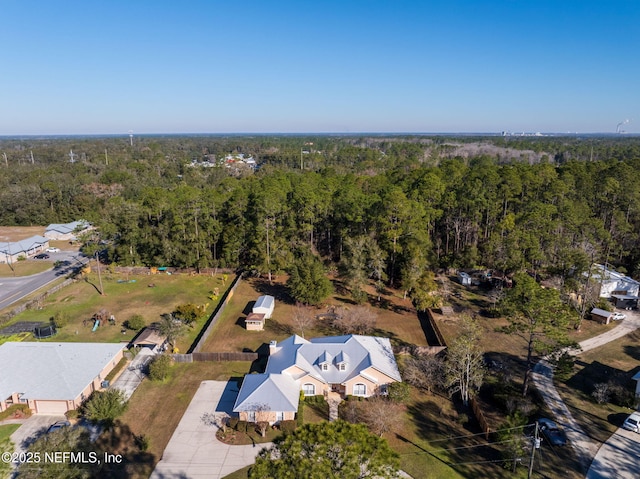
[245,313,266,331]
[590,308,614,325]
[0,235,49,264]
[591,264,640,298]
[252,295,275,319]
[44,220,90,241]
[233,334,402,424]
[0,342,125,414]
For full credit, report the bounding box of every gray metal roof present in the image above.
[266,334,401,384]
[253,295,274,311]
[45,220,89,235]
[0,235,48,255]
[0,342,124,401]
[233,373,299,413]
[591,308,612,317]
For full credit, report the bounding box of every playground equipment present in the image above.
[92,320,100,332]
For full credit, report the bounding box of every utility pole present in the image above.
[528,421,540,479]
[3,152,7,167]
[95,250,105,296]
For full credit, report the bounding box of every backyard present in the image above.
[0,270,226,352]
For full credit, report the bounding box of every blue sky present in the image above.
[1,1,638,134]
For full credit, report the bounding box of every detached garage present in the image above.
[0,342,125,414]
[253,295,275,319]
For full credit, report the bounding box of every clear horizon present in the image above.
[1,1,638,135]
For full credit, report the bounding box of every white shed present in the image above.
[253,295,275,319]
[457,272,472,286]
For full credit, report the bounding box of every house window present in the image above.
[276,411,284,422]
[303,383,316,396]
[322,363,328,371]
[339,363,346,371]
[247,411,256,422]
[379,384,388,395]
[353,383,367,396]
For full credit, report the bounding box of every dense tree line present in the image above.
[2,135,640,296]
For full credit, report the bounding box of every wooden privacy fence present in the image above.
[189,273,243,353]
[172,352,258,363]
[470,397,491,439]
[426,309,448,347]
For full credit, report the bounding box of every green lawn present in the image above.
[0,424,19,441]
[1,272,226,351]
[0,261,51,277]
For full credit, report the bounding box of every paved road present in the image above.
[586,428,640,479]
[531,311,640,476]
[151,380,271,479]
[0,252,88,311]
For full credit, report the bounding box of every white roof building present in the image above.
[0,342,125,414]
[591,264,640,298]
[0,235,49,263]
[233,334,401,423]
[44,220,90,241]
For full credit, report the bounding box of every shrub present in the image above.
[229,417,239,430]
[0,404,32,421]
[148,354,173,381]
[592,383,611,404]
[554,351,575,380]
[135,434,151,451]
[125,314,146,331]
[279,420,297,433]
[83,389,128,428]
[387,382,410,403]
[65,409,79,420]
[237,420,248,433]
[51,311,70,328]
[296,403,304,427]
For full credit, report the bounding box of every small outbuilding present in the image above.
[457,272,472,286]
[245,313,266,331]
[131,327,168,352]
[590,308,613,325]
[253,295,275,319]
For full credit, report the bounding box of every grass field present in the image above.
[201,275,427,354]
[0,261,52,277]
[1,271,225,351]
[118,361,253,479]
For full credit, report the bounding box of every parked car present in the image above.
[47,420,71,433]
[538,418,567,446]
[623,412,640,433]
[45,247,60,253]
[34,253,50,259]
[612,312,626,321]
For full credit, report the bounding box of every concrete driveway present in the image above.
[111,348,156,400]
[150,380,271,479]
[586,428,640,479]
[9,414,67,455]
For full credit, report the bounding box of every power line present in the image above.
[423,423,535,444]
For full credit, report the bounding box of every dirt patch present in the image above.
[0,226,46,242]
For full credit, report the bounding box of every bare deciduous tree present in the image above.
[292,305,315,339]
[332,305,377,335]
[201,411,231,433]
[402,354,445,393]
[444,315,485,406]
[360,396,403,437]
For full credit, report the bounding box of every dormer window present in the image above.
[339,363,346,371]
[322,363,329,371]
